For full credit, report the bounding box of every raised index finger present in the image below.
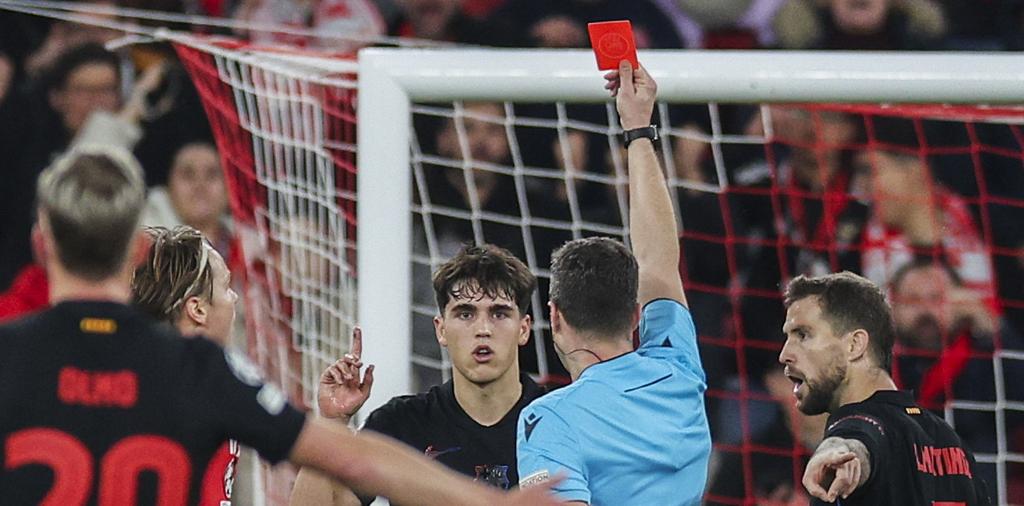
[350,326,363,358]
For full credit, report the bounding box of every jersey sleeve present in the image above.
[516,403,589,503]
[186,340,308,464]
[823,412,889,490]
[638,298,703,380]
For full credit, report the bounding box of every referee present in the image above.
[515,60,712,505]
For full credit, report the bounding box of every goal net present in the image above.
[173,40,1024,505]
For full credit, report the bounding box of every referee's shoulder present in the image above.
[523,379,596,414]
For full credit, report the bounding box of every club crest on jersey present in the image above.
[475,465,511,489]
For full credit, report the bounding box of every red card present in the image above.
[587,20,639,71]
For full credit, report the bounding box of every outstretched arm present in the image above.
[606,61,686,308]
[803,436,871,502]
[290,418,564,506]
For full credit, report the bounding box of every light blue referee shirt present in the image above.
[516,299,711,505]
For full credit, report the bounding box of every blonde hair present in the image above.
[36,144,145,280]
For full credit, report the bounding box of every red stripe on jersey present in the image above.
[200,440,240,505]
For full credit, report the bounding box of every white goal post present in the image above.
[354,48,1024,415]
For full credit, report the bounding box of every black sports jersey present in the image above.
[0,301,307,505]
[359,373,544,505]
[813,390,991,506]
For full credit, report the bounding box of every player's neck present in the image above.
[837,367,897,409]
[565,335,632,382]
[47,265,132,305]
[452,367,522,427]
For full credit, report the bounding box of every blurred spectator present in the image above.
[889,258,1024,500]
[708,367,827,505]
[461,0,508,18]
[184,0,241,16]
[938,0,1024,50]
[131,53,216,186]
[854,115,993,297]
[388,0,517,45]
[0,12,50,87]
[0,43,163,290]
[234,0,385,50]
[773,108,865,276]
[774,0,947,49]
[660,0,787,48]
[495,0,683,48]
[21,1,123,79]
[423,102,523,257]
[723,108,865,355]
[141,142,233,256]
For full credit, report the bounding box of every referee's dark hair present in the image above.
[784,271,896,372]
[433,244,536,315]
[549,237,639,338]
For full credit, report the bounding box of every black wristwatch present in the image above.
[623,125,659,148]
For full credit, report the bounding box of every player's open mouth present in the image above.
[472,345,494,363]
[785,371,805,397]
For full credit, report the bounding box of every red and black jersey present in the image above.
[0,301,307,505]
[814,390,992,506]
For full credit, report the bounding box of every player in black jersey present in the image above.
[130,225,242,505]
[291,243,544,506]
[0,145,561,506]
[779,272,992,505]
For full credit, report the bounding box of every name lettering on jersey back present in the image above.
[914,444,973,479]
[58,367,138,408]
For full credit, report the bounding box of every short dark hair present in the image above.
[549,237,638,337]
[433,244,536,315]
[37,146,146,280]
[784,271,895,372]
[131,226,215,324]
[45,43,119,92]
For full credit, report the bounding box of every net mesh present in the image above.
[175,38,1024,505]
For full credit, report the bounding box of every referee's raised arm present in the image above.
[605,60,686,308]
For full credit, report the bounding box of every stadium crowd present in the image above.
[2,0,1024,504]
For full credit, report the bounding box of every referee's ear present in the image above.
[548,301,563,336]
